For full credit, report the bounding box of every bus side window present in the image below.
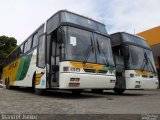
[37,35,46,68]
[27,37,32,51]
[24,42,27,53]
[19,44,24,55]
[32,33,38,48]
[14,50,18,60]
[23,37,32,53]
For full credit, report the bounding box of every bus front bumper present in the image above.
[59,73,116,89]
[126,77,159,89]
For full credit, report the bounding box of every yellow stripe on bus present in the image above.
[35,74,43,85]
[70,61,104,70]
[2,59,21,85]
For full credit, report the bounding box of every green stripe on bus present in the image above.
[15,58,25,80]
[15,54,32,81]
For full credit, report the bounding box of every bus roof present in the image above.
[111,32,146,41]
[111,32,150,49]
[47,10,105,26]
[46,10,107,35]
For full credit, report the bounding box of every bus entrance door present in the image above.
[114,55,126,89]
[50,36,60,87]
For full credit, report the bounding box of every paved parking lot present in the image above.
[0,88,160,114]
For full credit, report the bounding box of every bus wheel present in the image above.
[72,90,82,95]
[114,88,125,95]
[33,74,46,95]
[34,88,46,95]
[6,79,11,89]
[91,89,103,93]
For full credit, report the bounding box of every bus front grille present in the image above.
[83,69,96,73]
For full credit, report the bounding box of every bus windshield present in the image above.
[126,45,156,72]
[95,34,114,66]
[62,26,114,66]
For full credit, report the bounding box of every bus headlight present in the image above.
[107,70,115,75]
[135,74,141,77]
[154,75,158,78]
[130,74,134,77]
[70,67,75,71]
[112,70,116,75]
[63,67,69,72]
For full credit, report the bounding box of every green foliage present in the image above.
[0,35,17,68]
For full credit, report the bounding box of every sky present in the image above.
[0,0,160,44]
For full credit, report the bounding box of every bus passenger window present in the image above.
[19,44,24,55]
[32,33,38,47]
[27,37,32,51]
[37,35,45,68]
[24,42,27,53]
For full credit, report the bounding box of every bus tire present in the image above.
[32,73,36,90]
[6,79,11,90]
[91,89,103,93]
[34,88,46,95]
[114,88,125,95]
[33,74,46,95]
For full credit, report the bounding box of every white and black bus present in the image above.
[111,32,159,94]
[2,10,116,94]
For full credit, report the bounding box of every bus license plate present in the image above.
[135,85,141,88]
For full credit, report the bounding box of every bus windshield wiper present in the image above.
[97,40,109,66]
[83,37,94,63]
[141,53,156,72]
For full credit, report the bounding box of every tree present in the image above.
[0,35,17,73]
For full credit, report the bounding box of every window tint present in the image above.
[61,12,107,34]
[32,33,38,47]
[38,25,44,36]
[20,44,24,55]
[96,34,114,66]
[24,42,27,53]
[27,37,32,51]
[24,37,32,53]
[127,45,156,72]
[64,26,96,63]
[47,13,59,34]
[37,35,45,68]
[122,33,148,47]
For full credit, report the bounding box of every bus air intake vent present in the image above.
[142,75,148,78]
[97,70,107,74]
[149,76,153,78]
[83,68,96,73]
